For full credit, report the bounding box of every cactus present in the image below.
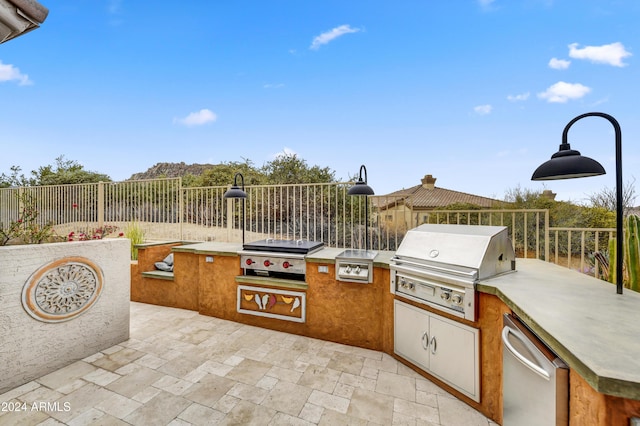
[608,237,617,285]
[625,214,640,291]
[607,214,640,292]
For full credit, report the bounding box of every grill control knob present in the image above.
[264,260,273,267]
[399,278,406,288]
[408,283,415,290]
[451,294,462,305]
[282,261,291,269]
[245,259,255,265]
[441,292,451,301]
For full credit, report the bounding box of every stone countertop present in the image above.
[478,258,640,400]
[173,243,395,267]
[173,242,243,255]
[305,248,395,268]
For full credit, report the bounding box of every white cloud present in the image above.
[174,109,217,126]
[107,0,124,26]
[568,42,632,67]
[0,61,32,86]
[474,104,492,115]
[273,147,297,159]
[537,81,591,103]
[548,58,570,70]
[589,97,609,107]
[108,0,122,14]
[310,25,360,50]
[478,0,496,8]
[507,92,530,102]
[263,83,285,89]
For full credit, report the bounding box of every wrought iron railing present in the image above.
[0,178,616,278]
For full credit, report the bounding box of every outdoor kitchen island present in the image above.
[131,241,640,425]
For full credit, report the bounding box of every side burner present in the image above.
[336,249,377,283]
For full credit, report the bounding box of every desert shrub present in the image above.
[124,221,145,260]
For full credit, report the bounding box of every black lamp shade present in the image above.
[223,172,247,198]
[223,186,247,199]
[348,180,375,196]
[531,144,605,181]
[348,165,375,196]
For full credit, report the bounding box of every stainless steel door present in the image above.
[502,314,568,426]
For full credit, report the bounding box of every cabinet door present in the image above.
[429,314,480,401]
[394,300,430,370]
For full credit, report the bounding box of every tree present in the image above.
[0,165,30,188]
[1,156,111,186]
[261,153,335,184]
[503,185,615,228]
[502,185,555,210]
[31,156,111,185]
[586,177,637,216]
[189,160,265,187]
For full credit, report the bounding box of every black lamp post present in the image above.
[531,112,623,294]
[347,165,375,250]
[223,172,247,244]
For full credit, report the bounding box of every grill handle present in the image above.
[392,263,476,287]
[391,257,478,280]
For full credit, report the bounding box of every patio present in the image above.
[0,302,496,425]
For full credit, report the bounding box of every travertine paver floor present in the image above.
[0,302,498,425]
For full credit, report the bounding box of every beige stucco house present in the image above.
[373,174,503,229]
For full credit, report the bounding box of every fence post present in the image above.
[178,177,184,240]
[17,186,24,218]
[544,209,550,262]
[97,181,105,229]
[226,187,233,241]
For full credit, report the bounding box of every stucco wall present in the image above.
[0,239,130,394]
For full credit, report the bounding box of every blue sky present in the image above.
[1,0,638,203]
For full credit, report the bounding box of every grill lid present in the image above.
[393,224,515,279]
[242,239,324,255]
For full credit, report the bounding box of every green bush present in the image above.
[124,221,145,260]
[0,192,55,245]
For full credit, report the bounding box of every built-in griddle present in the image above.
[239,239,324,280]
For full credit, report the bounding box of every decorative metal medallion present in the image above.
[22,256,104,323]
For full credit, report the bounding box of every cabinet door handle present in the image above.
[430,336,437,354]
[421,331,430,350]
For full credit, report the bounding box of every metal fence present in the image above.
[548,227,614,279]
[0,178,617,277]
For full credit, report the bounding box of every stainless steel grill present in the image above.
[390,224,516,321]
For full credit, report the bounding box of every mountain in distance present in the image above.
[128,162,214,180]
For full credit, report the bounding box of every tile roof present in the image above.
[375,178,500,209]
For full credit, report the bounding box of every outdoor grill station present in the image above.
[224,166,380,285]
[130,116,640,425]
[224,171,326,282]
